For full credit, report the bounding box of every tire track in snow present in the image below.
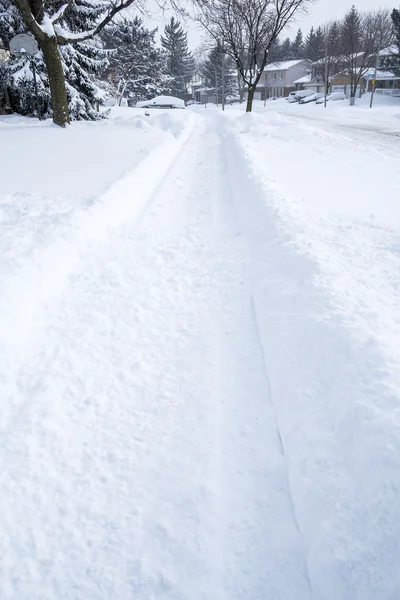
[221,116,314,599]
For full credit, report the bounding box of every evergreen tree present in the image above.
[201,45,236,99]
[390,8,400,75]
[161,17,195,97]
[291,28,304,58]
[280,37,292,60]
[267,38,284,62]
[0,0,111,120]
[304,27,317,60]
[101,17,169,105]
[314,26,326,58]
[3,0,133,126]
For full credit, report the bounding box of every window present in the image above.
[273,72,277,80]
[280,72,284,80]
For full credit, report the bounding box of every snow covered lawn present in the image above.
[257,93,400,134]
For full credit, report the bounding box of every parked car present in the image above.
[136,95,185,109]
[298,92,325,104]
[316,92,346,104]
[287,90,315,103]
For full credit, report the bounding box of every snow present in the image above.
[39,14,56,37]
[1,99,400,599]
[136,95,186,109]
[293,74,312,84]
[265,59,308,71]
[260,93,400,131]
[223,102,400,598]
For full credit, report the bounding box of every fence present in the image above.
[375,88,400,97]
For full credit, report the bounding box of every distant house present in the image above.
[242,59,311,100]
[188,72,212,103]
[262,59,312,99]
[295,46,400,98]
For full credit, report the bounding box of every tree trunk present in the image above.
[246,85,255,112]
[40,35,70,127]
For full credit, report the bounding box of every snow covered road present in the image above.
[2,106,400,599]
[0,113,311,599]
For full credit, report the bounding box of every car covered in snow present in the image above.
[287,90,315,103]
[298,92,325,104]
[136,96,185,109]
[316,92,346,104]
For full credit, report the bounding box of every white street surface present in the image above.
[1,103,400,599]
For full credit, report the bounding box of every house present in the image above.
[261,59,312,99]
[293,73,326,93]
[294,46,400,98]
[188,72,212,103]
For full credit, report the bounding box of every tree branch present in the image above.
[55,0,137,44]
[50,1,72,24]
[12,0,45,41]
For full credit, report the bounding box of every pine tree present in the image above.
[266,38,285,62]
[201,45,236,99]
[291,28,304,58]
[314,26,326,58]
[6,0,133,126]
[390,9,400,75]
[0,0,111,120]
[100,17,169,105]
[304,27,316,60]
[161,17,195,97]
[280,37,292,60]
[0,0,51,117]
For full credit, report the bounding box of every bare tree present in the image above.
[13,0,138,126]
[191,0,313,112]
[340,6,393,105]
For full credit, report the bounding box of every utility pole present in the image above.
[215,67,219,106]
[324,28,329,108]
[221,44,225,111]
[370,46,379,108]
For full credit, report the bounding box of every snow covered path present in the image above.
[0,114,311,599]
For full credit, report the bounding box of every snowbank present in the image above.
[0,107,195,358]
[224,108,400,599]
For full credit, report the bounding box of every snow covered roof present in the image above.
[264,59,308,72]
[365,67,400,80]
[379,45,399,57]
[293,74,312,84]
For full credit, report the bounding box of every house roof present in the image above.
[379,45,399,57]
[293,74,312,84]
[365,67,400,80]
[264,59,308,72]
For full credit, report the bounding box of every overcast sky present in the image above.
[143,0,396,48]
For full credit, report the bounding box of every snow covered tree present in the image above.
[161,17,195,97]
[9,0,136,126]
[100,17,169,105]
[340,6,393,103]
[0,0,110,120]
[201,44,236,99]
[389,8,400,75]
[192,0,312,112]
